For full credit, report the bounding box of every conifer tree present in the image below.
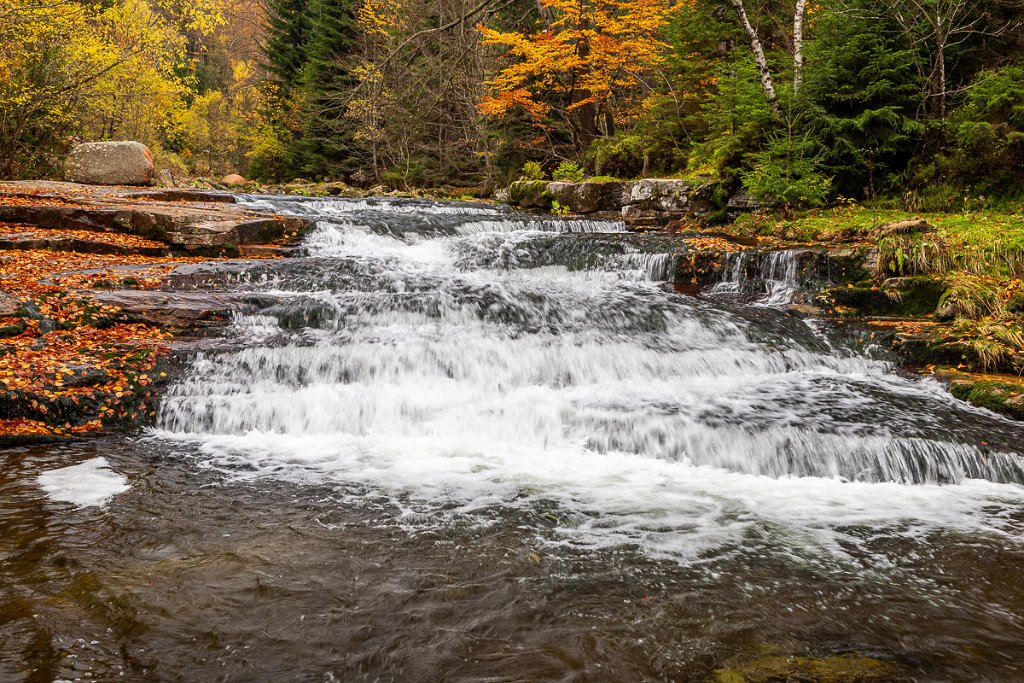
[294,0,359,177]
[264,0,312,88]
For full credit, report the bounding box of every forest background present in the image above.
[2,0,1024,211]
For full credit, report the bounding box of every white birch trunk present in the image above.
[794,0,807,94]
[729,0,781,115]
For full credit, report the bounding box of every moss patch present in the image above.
[823,276,946,317]
[508,180,553,209]
[944,373,1024,420]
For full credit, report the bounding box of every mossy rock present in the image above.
[712,654,912,682]
[0,319,26,338]
[508,180,553,209]
[897,337,1020,374]
[826,276,945,317]
[950,380,1024,420]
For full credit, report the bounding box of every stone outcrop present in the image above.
[65,141,156,186]
[94,290,274,331]
[0,181,312,254]
[506,178,718,226]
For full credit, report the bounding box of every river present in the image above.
[4,197,1024,681]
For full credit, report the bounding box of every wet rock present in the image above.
[547,181,624,214]
[264,298,339,330]
[93,290,273,331]
[126,189,237,203]
[65,141,156,186]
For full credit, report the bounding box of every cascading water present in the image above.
[12,195,1024,681]
[712,249,806,304]
[153,196,1024,560]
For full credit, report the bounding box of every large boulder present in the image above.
[546,181,624,214]
[65,141,156,186]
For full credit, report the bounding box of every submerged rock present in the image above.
[65,141,156,186]
[713,651,914,682]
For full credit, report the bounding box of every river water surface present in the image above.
[4,197,1024,681]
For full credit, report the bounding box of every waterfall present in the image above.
[150,195,1024,560]
[713,249,804,304]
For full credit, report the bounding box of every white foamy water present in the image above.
[155,197,1024,561]
[37,457,129,507]
[714,249,804,304]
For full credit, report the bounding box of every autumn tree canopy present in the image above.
[2,0,1024,204]
[478,0,686,149]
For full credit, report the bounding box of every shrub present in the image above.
[742,125,831,212]
[552,160,584,182]
[521,161,546,180]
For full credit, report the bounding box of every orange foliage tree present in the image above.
[478,0,684,150]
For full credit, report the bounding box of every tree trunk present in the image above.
[794,0,807,94]
[936,6,947,117]
[729,0,781,116]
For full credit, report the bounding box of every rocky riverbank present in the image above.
[0,182,314,443]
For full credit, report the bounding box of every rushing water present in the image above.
[5,196,1024,681]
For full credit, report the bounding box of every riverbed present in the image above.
[4,197,1024,681]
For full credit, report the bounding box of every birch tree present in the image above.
[793,0,807,93]
[728,0,781,115]
[848,0,1016,117]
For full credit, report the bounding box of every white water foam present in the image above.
[153,199,1024,563]
[37,457,129,507]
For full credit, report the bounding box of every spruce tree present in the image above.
[264,0,312,88]
[805,7,923,198]
[294,0,359,178]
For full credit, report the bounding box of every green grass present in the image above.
[731,204,1024,276]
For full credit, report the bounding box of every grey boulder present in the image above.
[65,141,156,186]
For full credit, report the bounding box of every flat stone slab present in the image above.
[125,189,238,203]
[94,290,277,330]
[0,230,169,256]
[0,182,312,253]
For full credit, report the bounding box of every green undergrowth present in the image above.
[733,205,1024,407]
[732,206,1024,277]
